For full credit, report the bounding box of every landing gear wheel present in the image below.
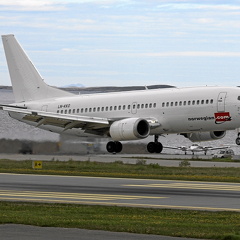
[147,142,156,153]
[115,141,123,153]
[106,141,116,153]
[106,141,123,153]
[147,135,163,153]
[236,137,240,145]
[147,142,163,153]
[155,142,163,153]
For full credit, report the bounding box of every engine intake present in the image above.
[181,131,226,142]
[109,118,150,141]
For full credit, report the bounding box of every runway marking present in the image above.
[0,191,239,212]
[0,196,239,212]
[124,182,240,191]
[0,190,167,201]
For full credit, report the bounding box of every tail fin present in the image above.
[2,34,73,103]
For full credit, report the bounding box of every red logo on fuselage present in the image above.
[214,112,231,124]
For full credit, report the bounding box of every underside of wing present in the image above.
[2,106,110,136]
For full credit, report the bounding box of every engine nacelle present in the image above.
[181,131,226,142]
[109,118,150,141]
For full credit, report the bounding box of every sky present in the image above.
[0,0,240,88]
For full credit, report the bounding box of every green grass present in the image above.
[0,201,239,240]
[0,159,239,182]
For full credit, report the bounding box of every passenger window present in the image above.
[61,110,63,114]
[206,100,209,104]
[73,109,75,114]
[93,108,96,112]
[153,103,156,108]
[114,106,117,111]
[197,100,200,105]
[188,101,191,105]
[77,109,79,113]
[192,100,195,105]
[85,108,88,113]
[238,96,240,101]
[149,103,152,108]
[175,102,178,106]
[137,104,140,109]
[118,106,121,110]
[65,109,67,114]
[81,108,84,113]
[57,110,59,113]
[123,105,126,110]
[145,104,148,108]
[179,101,182,106]
[210,99,213,104]
[201,100,204,104]
[166,102,169,107]
[183,101,186,106]
[128,105,131,110]
[69,109,71,114]
[162,102,165,107]
[97,107,100,112]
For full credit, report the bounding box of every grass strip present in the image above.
[0,159,239,182]
[0,201,239,240]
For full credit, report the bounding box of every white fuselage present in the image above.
[10,86,240,139]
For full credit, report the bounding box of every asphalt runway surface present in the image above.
[0,173,239,211]
[0,224,203,240]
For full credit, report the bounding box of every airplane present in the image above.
[1,34,240,154]
[164,143,229,155]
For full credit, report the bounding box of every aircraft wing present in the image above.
[1,105,110,135]
[164,146,186,150]
[1,105,159,136]
[203,146,229,151]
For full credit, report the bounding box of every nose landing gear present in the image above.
[147,135,163,153]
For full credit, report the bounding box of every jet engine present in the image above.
[181,131,226,142]
[109,118,150,141]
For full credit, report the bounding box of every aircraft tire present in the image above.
[106,141,123,153]
[106,141,116,153]
[236,137,240,145]
[115,141,123,153]
[147,142,156,153]
[155,142,163,153]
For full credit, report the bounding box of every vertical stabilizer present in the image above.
[2,34,73,103]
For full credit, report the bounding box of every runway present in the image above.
[0,173,239,212]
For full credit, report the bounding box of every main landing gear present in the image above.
[236,133,240,145]
[147,135,163,153]
[106,135,163,154]
[106,141,123,153]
